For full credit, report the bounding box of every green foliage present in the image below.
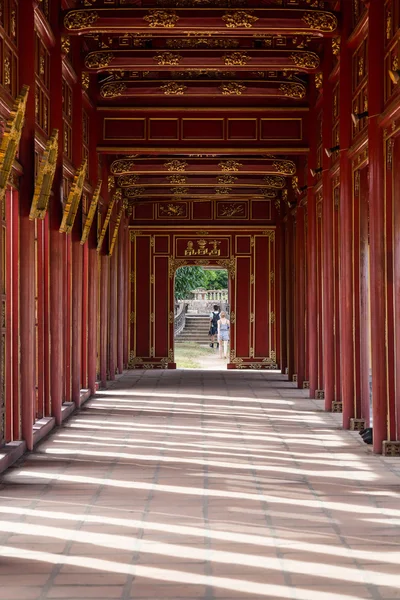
[202,269,228,290]
[174,266,205,299]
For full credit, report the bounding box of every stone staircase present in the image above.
[175,314,211,345]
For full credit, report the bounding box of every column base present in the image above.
[331,401,343,413]
[350,418,366,431]
[292,374,298,383]
[316,389,325,399]
[303,380,310,389]
[382,441,400,457]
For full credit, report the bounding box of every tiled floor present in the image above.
[1,370,400,600]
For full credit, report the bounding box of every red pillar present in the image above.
[285,214,295,381]
[100,253,109,387]
[87,242,98,393]
[339,2,355,428]
[109,244,117,380]
[117,220,125,374]
[295,207,306,388]
[368,0,388,453]
[279,220,287,375]
[18,3,36,450]
[322,48,335,411]
[123,216,130,368]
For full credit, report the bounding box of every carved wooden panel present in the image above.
[0,0,19,99]
[62,79,73,160]
[35,33,50,135]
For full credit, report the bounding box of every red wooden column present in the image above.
[100,251,109,388]
[295,206,306,388]
[123,215,130,368]
[49,0,65,425]
[117,215,125,374]
[285,214,295,381]
[18,3,36,450]
[109,241,117,380]
[322,47,335,411]
[368,0,387,453]
[71,43,84,406]
[278,218,287,375]
[339,2,355,428]
[307,91,318,399]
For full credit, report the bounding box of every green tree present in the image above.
[174,266,205,299]
[202,269,228,290]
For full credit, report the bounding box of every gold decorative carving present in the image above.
[167,37,239,49]
[387,11,392,40]
[4,58,11,86]
[222,11,258,29]
[315,72,323,89]
[85,51,115,69]
[109,206,124,256]
[220,82,246,95]
[302,11,338,32]
[118,174,139,187]
[144,10,179,28]
[222,52,250,66]
[273,159,296,175]
[230,312,235,325]
[97,188,121,252]
[64,10,98,30]
[160,203,185,217]
[217,174,237,185]
[219,160,242,172]
[154,52,182,66]
[168,312,174,324]
[125,187,145,198]
[29,129,59,220]
[168,348,174,362]
[0,86,29,202]
[168,174,187,185]
[279,83,306,99]
[100,82,126,98]
[160,82,186,95]
[59,160,87,234]
[184,239,221,257]
[332,37,340,56]
[290,51,319,69]
[81,72,89,90]
[130,312,136,324]
[171,186,189,195]
[81,179,102,245]
[215,188,231,195]
[263,175,285,188]
[216,257,235,278]
[108,175,115,191]
[220,203,244,217]
[61,36,70,55]
[164,159,188,171]
[358,56,364,78]
[110,158,138,175]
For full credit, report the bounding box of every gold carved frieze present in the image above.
[219,203,245,218]
[144,10,179,28]
[279,82,306,99]
[164,159,188,171]
[290,51,320,69]
[100,82,126,98]
[222,52,250,66]
[125,187,145,197]
[167,37,239,49]
[29,129,59,221]
[260,189,277,198]
[263,175,285,189]
[154,52,182,66]
[160,82,187,95]
[64,10,98,30]
[0,85,29,202]
[110,158,138,175]
[219,160,242,172]
[167,174,187,185]
[159,203,186,217]
[85,51,115,69]
[59,160,87,234]
[217,174,237,185]
[215,187,231,194]
[302,11,338,32]
[272,159,296,175]
[118,174,140,187]
[217,257,235,278]
[81,179,102,245]
[222,11,258,28]
[220,82,246,95]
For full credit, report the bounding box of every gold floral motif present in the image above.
[160,82,187,95]
[168,348,174,362]
[154,52,182,66]
[215,188,231,195]
[85,51,115,69]
[230,313,235,325]
[290,51,319,69]
[217,174,237,185]
[260,189,277,199]
[4,58,11,86]
[358,57,364,78]
[81,72,89,90]
[59,160,87,234]
[110,158,138,175]
[100,82,126,98]
[219,160,242,172]
[108,176,115,191]
[216,257,235,278]
[273,159,296,175]
[10,10,16,39]
[29,129,59,221]
[302,11,337,32]
[167,37,239,49]
[220,203,244,217]
[220,82,246,95]
[279,83,306,99]
[160,203,185,216]
[61,36,70,55]
[171,186,189,195]
[125,187,145,197]
[315,72,323,89]
[168,174,187,185]
[144,10,179,28]
[387,11,392,40]
[64,10,99,30]
[332,37,340,56]
[222,11,258,28]
[263,175,285,188]
[118,174,139,187]
[164,159,188,172]
[222,52,250,66]
[0,86,29,202]
[81,179,102,245]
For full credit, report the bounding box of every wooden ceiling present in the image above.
[64,0,338,210]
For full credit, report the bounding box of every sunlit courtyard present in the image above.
[1,369,400,600]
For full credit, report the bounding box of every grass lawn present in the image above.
[175,341,216,368]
